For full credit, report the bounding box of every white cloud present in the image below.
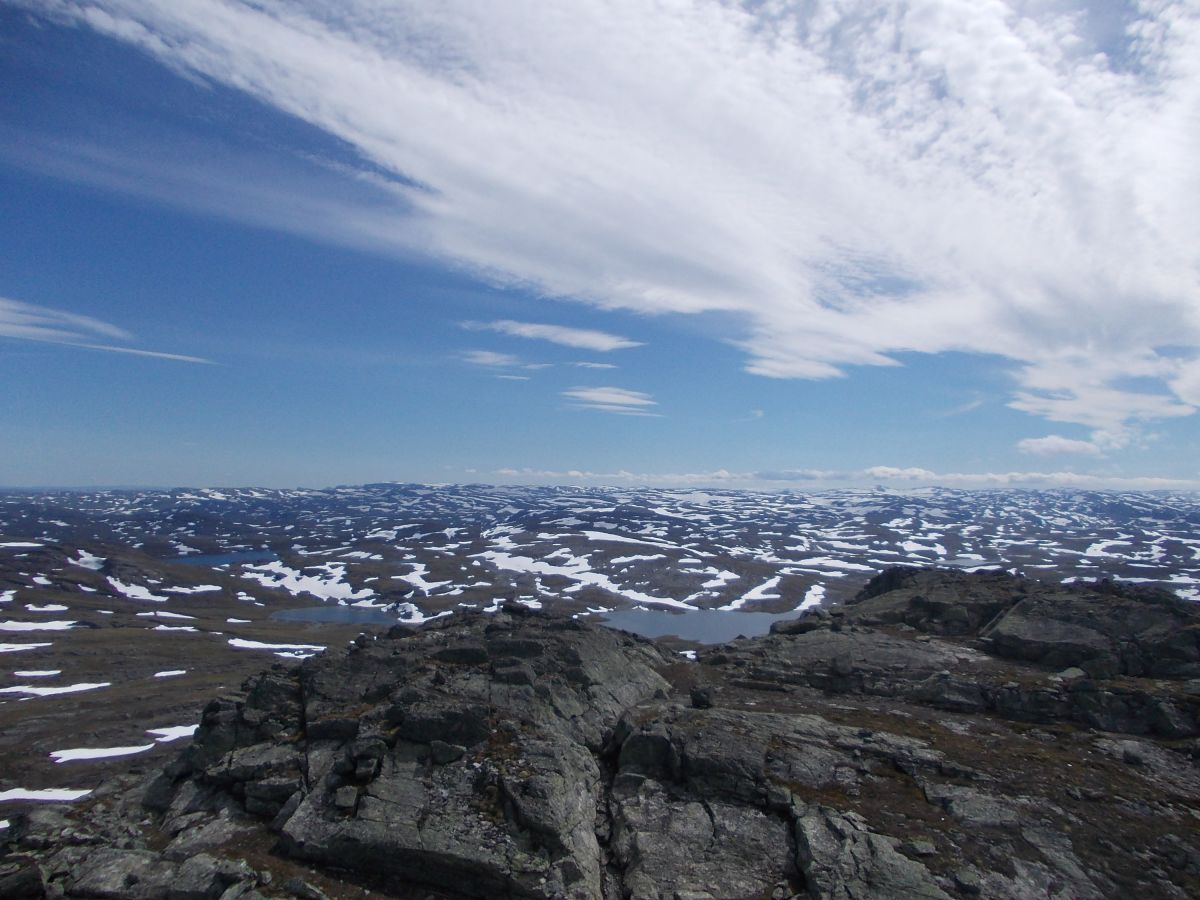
[76,343,212,364]
[573,361,618,369]
[465,320,641,351]
[18,1,1200,431]
[0,296,211,364]
[487,464,1200,490]
[561,385,658,415]
[1017,435,1104,457]
[864,466,940,482]
[862,466,1199,490]
[1169,358,1200,406]
[0,296,127,343]
[493,466,760,484]
[463,349,520,367]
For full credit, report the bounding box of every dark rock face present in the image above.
[6,571,1200,899]
[984,585,1200,679]
[165,610,672,900]
[846,566,1200,679]
[848,567,1024,636]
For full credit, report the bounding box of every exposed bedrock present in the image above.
[5,570,1200,899]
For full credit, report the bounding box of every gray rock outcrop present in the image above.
[4,573,1200,899]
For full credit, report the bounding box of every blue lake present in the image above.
[598,607,798,643]
[271,603,801,644]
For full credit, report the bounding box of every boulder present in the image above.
[794,807,950,899]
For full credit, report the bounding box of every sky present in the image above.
[1,0,1199,490]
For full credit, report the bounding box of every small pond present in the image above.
[271,603,801,643]
[598,607,799,643]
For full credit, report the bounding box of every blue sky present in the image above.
[2,1,1199,490]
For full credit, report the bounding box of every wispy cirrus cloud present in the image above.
[0,296,127,343]
[462,349,521,368]
[0,296,211,364]
[561,386,658,416]
[463,320,642,352]
[13,1,1200,441]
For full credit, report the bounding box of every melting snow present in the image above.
[0,620,75,631]
[0,788,91,802]
[147,724,198,742]
[13,669,61,677]
[26,604,69,613]
[0,542,43,549]
[153,670,186,678]
[228,637,326,656]
[610,554,667,565]
[796,584,826,612]
[581,531,679,549]
[0,682,110,697]
[478,549,694,609]
[51,744,154,763]
[720,576,782,611]
[788,557,874,572]
[392,603,452,624]
[394,562,452,594]
[242,561,374,602]
[106,578,169,602]
[700,569,740,589]
[0,642,52,653]
[69,550,106,570]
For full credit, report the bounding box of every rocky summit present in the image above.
[3,567,1200,899]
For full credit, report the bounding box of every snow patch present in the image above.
[69,550,106,570]
[0,642,52,653]
[228,637,326,658]
[242,561,375,602]
[0,788,91,803]
[51,744,154,763]
[147,724,198,743]
[796,583,826,612]
[0,620,75,631]
[0,682,110,697]
[719,576,781,611]
[107,578,169,602]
